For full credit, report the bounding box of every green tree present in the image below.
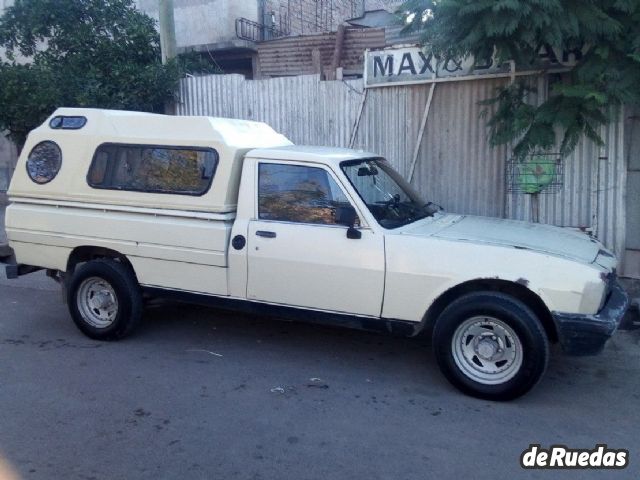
[0,0,180,149]
[400,0,640,158]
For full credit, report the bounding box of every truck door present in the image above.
[247,161,385,317]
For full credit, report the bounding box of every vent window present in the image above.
[49,116,87,130]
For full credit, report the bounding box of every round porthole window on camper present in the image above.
[26,141,62,184]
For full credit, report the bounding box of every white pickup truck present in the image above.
[2,108,628,400]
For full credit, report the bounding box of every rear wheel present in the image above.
[67,259,142,340]
[433,291,549,401]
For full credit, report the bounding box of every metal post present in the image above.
[408,82,436,183]
[349,89,368,149]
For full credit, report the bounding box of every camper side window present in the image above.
[87,144,218,196]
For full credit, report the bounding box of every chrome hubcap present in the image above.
[452,316,523,385]
[76,277,119,328]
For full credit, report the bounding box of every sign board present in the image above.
[364,45,583,88]
[364,46,512,88]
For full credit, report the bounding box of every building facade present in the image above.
[135,1,403,47]
[134,0,403,77]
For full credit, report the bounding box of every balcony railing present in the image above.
[235,17,288,42]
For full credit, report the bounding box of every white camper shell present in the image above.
[9,108,293,212]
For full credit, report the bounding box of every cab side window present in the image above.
[258,163,355,225]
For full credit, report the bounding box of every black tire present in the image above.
[67,259,143,340]
[433,291,549,401]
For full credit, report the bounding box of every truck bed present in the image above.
[6,199,234,295]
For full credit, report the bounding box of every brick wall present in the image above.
[265,0,403,35]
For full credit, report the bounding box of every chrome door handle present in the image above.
[256,230,277,238]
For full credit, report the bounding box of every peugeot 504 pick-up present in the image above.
[1,108,628,400]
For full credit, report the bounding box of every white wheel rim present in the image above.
[76,277,119,329]
[451,316,523,385]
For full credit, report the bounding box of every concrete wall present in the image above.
[0,134,17,192]
[136,0,259,48]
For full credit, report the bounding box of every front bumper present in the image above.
[552,280,629,355]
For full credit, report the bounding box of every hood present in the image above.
[410,215,601,264]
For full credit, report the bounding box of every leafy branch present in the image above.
[400,0,640,158]
[0,0,181,149]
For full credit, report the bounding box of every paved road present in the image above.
[0,273,639,480]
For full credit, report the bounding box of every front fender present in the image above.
[382,235,607,322]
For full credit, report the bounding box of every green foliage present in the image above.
[401,0,640,158]
[0,0,180,149]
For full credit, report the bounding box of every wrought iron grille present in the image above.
[235,17,288,42]
[506,153,564,194]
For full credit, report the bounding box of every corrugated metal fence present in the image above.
[177,73,626,255]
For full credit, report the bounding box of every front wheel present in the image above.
[67,259,143,340]
[433,292,549,401]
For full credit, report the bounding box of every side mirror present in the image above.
[335,205,362,240]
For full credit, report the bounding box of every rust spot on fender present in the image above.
[516,278,530,287]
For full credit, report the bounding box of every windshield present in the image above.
[341,158,439,229]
